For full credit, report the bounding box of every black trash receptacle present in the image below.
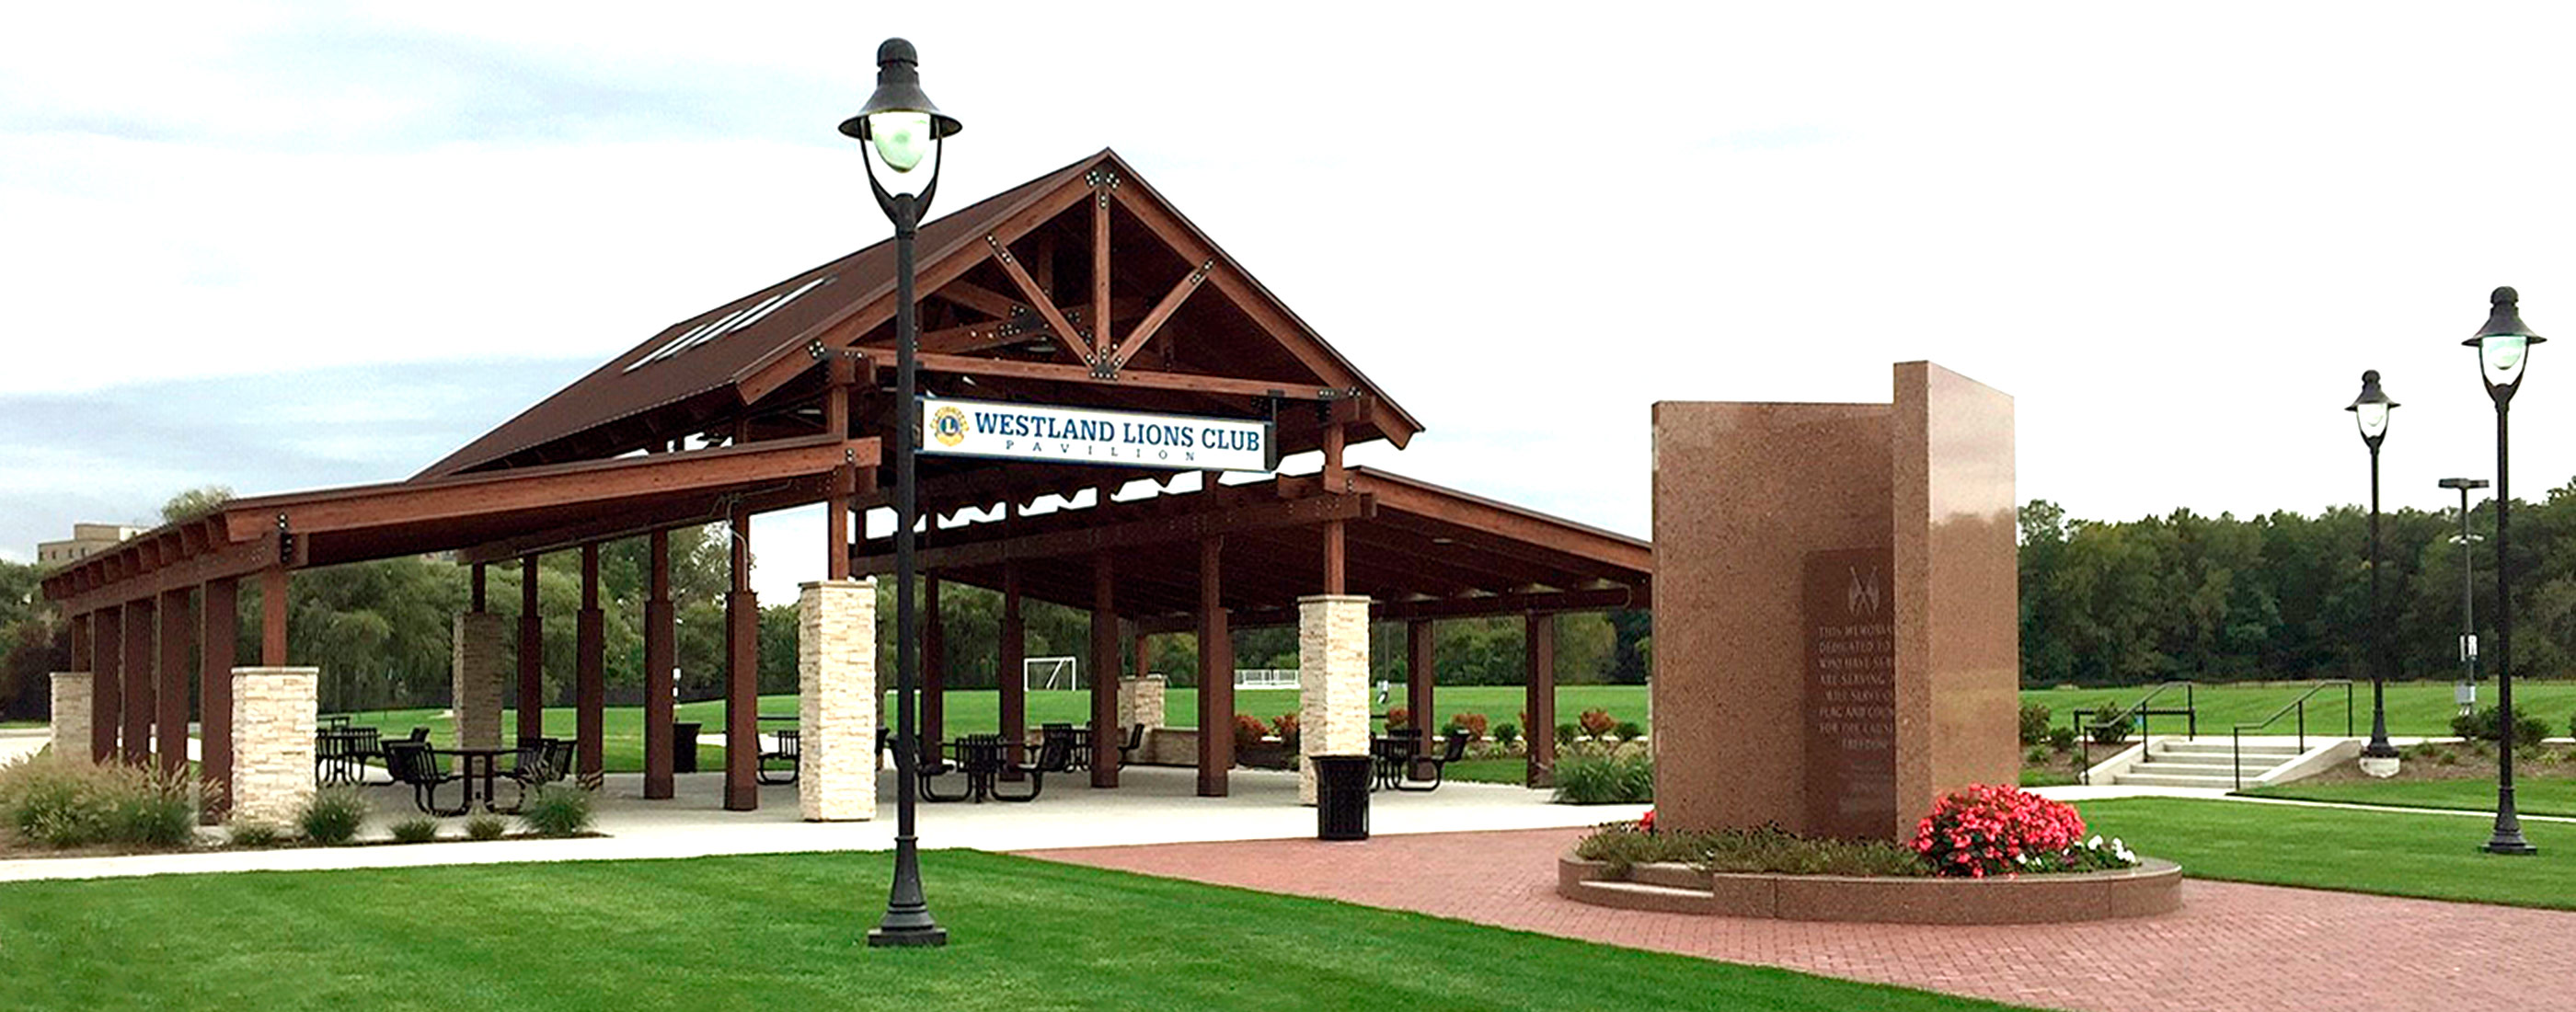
[673,722,702,774]
[1313,754,1372,840]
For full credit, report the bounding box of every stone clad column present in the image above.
[799,579,878,821]
[1298,594,1372,804]
[452,612,508,750]
[1118,674,1167,764]
[49,673,91,759]
[230,667,317,827]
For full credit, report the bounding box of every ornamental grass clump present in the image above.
[1552,752,1652,804]
[297,788,369,845]
[465,814,508,841]
[1574,821,1923,877]
[389,817,439,844]
[520,785,593,837]
[1912,783,2131,878]
[0,753,195,849]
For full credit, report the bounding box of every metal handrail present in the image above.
[2076,681,2198,783]
[2229,680,2355,790]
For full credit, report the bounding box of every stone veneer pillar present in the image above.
[452,612,508,750]
[1117,674,1167,730]
[230,667,316,827]
[1297,594,1371,804]
[49,673,91,760]
[799,579,877,821]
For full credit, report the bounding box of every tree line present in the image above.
[2018,477,2576,687]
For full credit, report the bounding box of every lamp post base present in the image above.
[2357,754,2401,778]
[2485,838,2540,857]
[867,925,952,948]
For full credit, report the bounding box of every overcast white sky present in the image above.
[7,3,2576,601]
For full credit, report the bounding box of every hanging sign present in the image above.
[918,396,1279,473]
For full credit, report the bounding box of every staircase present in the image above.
[2109,739,2306,789]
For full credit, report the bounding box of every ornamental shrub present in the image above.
[1911,784,2089,879]
[1270,713,1300,752]
[2452,707,2550,744]
[2018,703,2053,746]
[2044,727,2079,752]
[1612,720,1646,742]
[1232,714,1271,752]
[1385,707,1410,730]
[1553,753,1652,804]
[1492,722,1522,747]
[227,822,282,847]
[2084,706,2130,745]
[1578,708,1617,739]
[1554,723,1580,747]
[520,785,594,838]
[298,788,369,845]
[1448,712,1489,740]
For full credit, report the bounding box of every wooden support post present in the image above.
[1132,632,1151,683]
[1197,535,1232,797]
[155,587,189,777]
[1408,618,1436,746]
[576,543,605,788]
[1525,612,1557,788]
[122,595,154,765]
[516,555,544,743]
[259,566,288,667]
[999,562,1027,776]
[724,506,758,811]
[1322,421,1347,595]
[470,563,486,613]
[200,577,236,822]
[643,529,675,799]
[90,604,120,762]
[1090,552,1119,788]
[71,611,91,673]
[826,354,856,581]
[1092,177,1111,359]
[923,575,945,748]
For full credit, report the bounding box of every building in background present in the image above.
[35,523,144,569]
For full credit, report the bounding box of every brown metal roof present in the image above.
[418,148,1423,480]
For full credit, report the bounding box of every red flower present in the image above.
[1638,809,1657,834]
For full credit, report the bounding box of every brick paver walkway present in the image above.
[1021,827,2576,1012]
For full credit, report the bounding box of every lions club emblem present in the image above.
[930,405,969,448]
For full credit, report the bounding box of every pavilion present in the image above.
[40,149,1651,825]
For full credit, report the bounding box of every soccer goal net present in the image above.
[1233,668,1300,691]
[1023,656,1079,692]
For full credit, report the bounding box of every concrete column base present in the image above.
[231,667,317,827]
[48,673,91,762]
[799,579,877,822]
[1298,594,1372,804]
[452,613,508,750]
[1118,674,1167,730]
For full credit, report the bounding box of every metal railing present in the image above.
[2229,681,2354,790]
[2076,681,2198,783]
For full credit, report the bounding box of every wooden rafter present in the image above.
[984,234,1094,364]
[1104,259,1211,374]
[909,351,1343,401]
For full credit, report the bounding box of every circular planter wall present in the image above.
[1558,853,2182,925]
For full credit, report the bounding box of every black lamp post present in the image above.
[2437,477,2488,719]
[2465,286,2542,857]
[845,37,961,944]
[2347,371,2401,776]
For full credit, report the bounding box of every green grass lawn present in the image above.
[2076,797,2576,910]
[2023,680,2576,740]
[0,850,2027,1012]
[2241,774,2576,818]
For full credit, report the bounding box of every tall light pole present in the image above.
[2465,286,2541,857]
[2437,477,2488,719]
[845,37,961,944]
[2347,371,2400,776]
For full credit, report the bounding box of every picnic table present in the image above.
[315,726,381,786]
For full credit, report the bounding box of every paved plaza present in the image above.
[1022,826,2576,1012]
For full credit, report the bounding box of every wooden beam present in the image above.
[986,234,1097,365]
[928,279,1026,320]
[911,351,1341,401]
[1105,259,1209,373]
[454,477,833,567]
[856,492,1372,574]
[1092,179,1111,359]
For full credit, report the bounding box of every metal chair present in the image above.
[995,734,1069,802]
[1117,723,1146,766]
[1041,723,1084,771]
[916,736,970,802]
[758,729,801,785]
[384,741,466,817]
[539,738,575,784]
[1394,730,1472,792]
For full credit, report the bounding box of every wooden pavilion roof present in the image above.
[857,466,1650,627]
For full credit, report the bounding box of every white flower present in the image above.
[2088,834,2104,849]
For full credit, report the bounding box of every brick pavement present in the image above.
[1020,827,2576,1012]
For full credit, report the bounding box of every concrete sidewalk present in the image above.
[0,763,1640,883]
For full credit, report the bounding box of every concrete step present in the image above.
[2156,742,2304,758]
[2112,771,2247,788]
[2133,760,2278,776]
[1566,879,1723,914]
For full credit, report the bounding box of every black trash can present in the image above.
[1313,754,1372,841]
[672,722,702,774]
